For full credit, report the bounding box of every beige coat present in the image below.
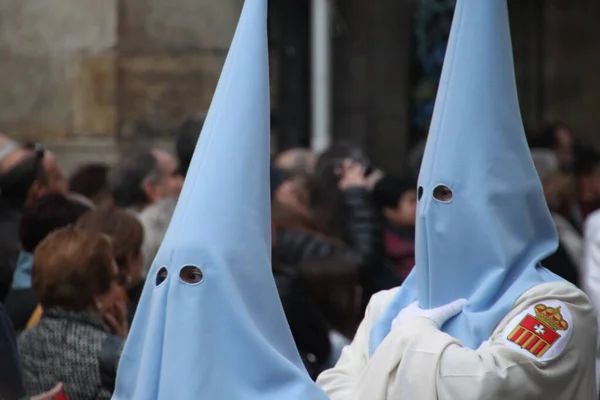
[317,282,597,399]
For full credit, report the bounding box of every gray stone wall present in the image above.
[0,0,118,140]
[0,0,598,175]
[0,0,243,174]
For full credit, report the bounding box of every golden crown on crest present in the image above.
[534,304,568,332]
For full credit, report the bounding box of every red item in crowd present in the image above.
[55,389,70,400]
[384,228,415,282]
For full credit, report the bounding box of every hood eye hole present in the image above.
[156,267,168,286]
[180,265,204,285]
[433,185,453,202]
[417,186,424,201]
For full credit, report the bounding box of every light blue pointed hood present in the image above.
[370,0,563,354]
[112,1,327,398]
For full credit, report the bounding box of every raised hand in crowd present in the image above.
[336,160,370,190]
[101,296,129,339]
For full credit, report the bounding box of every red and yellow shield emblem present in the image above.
[507,304,568,358]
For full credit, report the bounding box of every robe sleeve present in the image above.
[316,289,397,399]
[354,283,597,399]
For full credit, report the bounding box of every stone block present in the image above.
[118,0,243,53]
[72,53,118,136]
[45,138,120,176]
[0,52,74,140]
[0,0,117,54]
[117,53,226,139]
[45,137,176,176]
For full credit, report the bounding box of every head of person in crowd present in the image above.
[270,167,320,240]
[32,226,122,315]
[310,142,373,236]
[573,146,600,217]
[534,122,577,172]
[107,149,181,213]
[0,143,66,209]
[531,149,573,214]
[5,193,92,332]
[373,175,417,229]
[176,113,206,177]
[0,133,18,163]
[76,209,144,291]
[274,148,317,178]
[138,197,177,277]
[69,163,113,209]
[25,143,68,196]
[270,167,309,215]
[19,193,92,256]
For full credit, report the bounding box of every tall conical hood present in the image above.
[112,1,327,398]
[370,0,562,354]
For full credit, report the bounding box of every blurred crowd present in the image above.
[1,119,600,399]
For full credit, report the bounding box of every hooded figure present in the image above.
[112,1,327,399]
[317,1,597,398]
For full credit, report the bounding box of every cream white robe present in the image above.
[583,209,600,388]
[317,282,597,399]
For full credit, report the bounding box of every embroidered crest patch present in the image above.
[502,299,572,361]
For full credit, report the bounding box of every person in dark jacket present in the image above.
[308,145,395,308]
[0,144,67,303]
[273,163,380,276]
[0,145,45,303]
[0,302,26,400]
[372,175,417,283]
[273,264,331,380]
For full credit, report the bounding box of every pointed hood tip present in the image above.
[114,3,325,398]
[158,0,271,251]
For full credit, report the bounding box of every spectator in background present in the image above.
[23,143,68,196]
[0,133,18,162]
[372,175,417,283]
[574,146,600,219]
[107,149,182,215]
[271,167,354,376]
[76,209,145,321]
[310,144,396,309]
[274,148,316,210]
[19,227,127,400]
[176,113,205,177]
[274,148,317,177]
[69,163,113,209]
[531,149,582,286]
[4,193,91,333]
[138,197,176,276]
[0,144,66,302]
[535,122,578,172]
[133,114,205,272]
[0,301,26,400]
[271,167,311,215]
